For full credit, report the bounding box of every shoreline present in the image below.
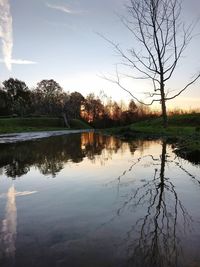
[0,129,93,144]
[101,126,200,165]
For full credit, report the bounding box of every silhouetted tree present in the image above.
[69,91,85,119]
[82,94,105,124]
[128,100,137,114]
[2,78,30,116]
[0,88,12,115]
[103,0,200,127]
[36,79,63,115]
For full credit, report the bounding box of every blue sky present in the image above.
[0,0,200,109]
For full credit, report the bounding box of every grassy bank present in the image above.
[104,113,200,138]
[0,117,92,134]
[103,113,200,164]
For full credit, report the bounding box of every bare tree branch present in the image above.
[165,72,200,100]
[100,0,200,127]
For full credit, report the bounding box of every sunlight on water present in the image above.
[0,132,199,267]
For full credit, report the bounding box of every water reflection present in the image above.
[0,133,199,267]
[109,140,200,267]
[0,186,37,265]
[0,185,17,264]
[0,133,128,179]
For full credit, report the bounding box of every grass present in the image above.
[0,117,92,134]
[104,113,200,137]
[134,113,200,127]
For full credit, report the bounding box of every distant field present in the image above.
[0,117,92,134]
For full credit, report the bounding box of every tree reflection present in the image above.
[0,133,124,179]
[111,140,197,267]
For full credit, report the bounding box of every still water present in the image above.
[0,132,199,267]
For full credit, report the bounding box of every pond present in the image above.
[0,132,200,267]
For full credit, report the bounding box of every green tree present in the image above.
[3,78,30,116]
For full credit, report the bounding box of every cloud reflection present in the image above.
[0,185,17,261]
[0,185,37,262]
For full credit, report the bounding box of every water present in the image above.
[0,132,199,267]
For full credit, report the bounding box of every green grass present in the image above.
[0,117,64,127]
[0,117,92,134]
[132,113,200,139]
[105,113,200,137]
[133,113,200,127]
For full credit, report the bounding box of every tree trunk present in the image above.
[62,112,70,128]
[160,82,168,128]
[160,140,166,180]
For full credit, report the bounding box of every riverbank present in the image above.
[102,114,200,164]
[0,129,93,144]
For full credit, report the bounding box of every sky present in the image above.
[0,0,200,110]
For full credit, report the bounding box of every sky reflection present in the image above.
[0,133,199,267]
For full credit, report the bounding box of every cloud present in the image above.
[46,3,73,13]
[0,1,36,70]
[46,2,83,14]
[15,191,38,197]
[0,58,37,65]
[0,0,13,71]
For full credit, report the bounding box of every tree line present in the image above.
[0,78,156,128]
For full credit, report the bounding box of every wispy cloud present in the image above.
[0,0,37,71]
[46,2,84,14]
[0,58,37,65]
[46,3,73,13]
[0,0,13,71]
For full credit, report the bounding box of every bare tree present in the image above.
[103,0,200,127]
